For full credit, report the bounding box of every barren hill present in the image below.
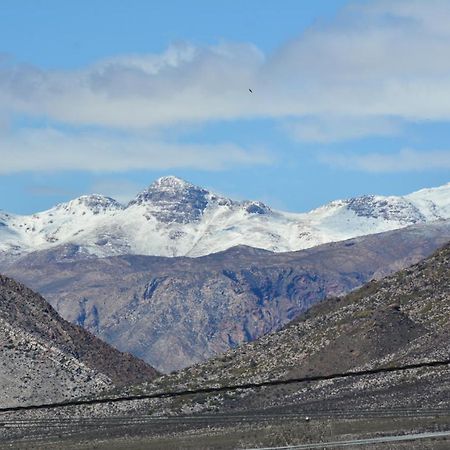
[0,275,159,408]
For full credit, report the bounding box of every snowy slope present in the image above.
[0,177,449,261]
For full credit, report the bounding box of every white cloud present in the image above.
[0,42,264,128]
[0,128,272,174]
[320,148,450,172]
[1,0,450,139]
[1,0,450,182]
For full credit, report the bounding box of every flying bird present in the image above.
[248,88,253,93]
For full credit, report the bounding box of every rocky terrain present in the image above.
[0,176,448,262]
[0,275,159,408]
[3,220,450,372]
[1,241,448,450]
[123,239,450,415]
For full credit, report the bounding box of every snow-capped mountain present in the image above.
[0,176,449,261]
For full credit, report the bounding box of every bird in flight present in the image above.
[248,88,253,93]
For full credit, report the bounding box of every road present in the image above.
[244,430,450,449]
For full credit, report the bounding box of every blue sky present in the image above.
[1,0,449,214]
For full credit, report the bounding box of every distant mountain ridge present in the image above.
[0,177,449,261]
[5,221,450,373]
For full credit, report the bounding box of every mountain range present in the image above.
[4,220,449,372]
[1,176,449,263]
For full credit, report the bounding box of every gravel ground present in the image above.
[0,409,449,449]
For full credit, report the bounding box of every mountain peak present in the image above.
[129,176,211,224]
[56,194,124,215]
[151,176,195,191]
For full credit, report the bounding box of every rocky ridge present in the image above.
[0,275,159,408]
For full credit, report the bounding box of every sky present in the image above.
[1,0,449,214]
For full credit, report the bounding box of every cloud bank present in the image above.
[0,128,271,173]
[2,1,450,130]
[1,0,450,172]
